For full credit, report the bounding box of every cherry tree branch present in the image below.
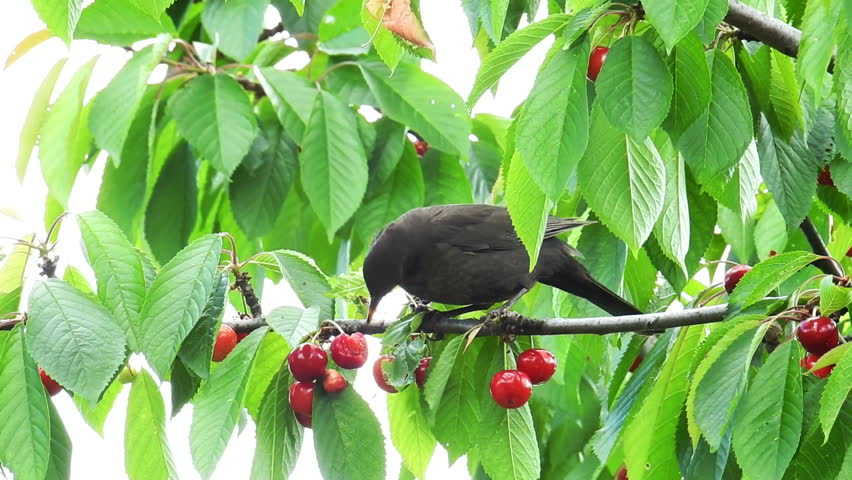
[800,217,845,278]
[229,304,730,336]
[724,0,834,73]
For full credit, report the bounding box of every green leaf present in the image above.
[190,328,266,479]
[468,13,571,108]
[354,144,425,253]
[0,328,51,480]
[272,250,334,320]
[388,387,437,479]
[478,360,540,480]
[177,271,229,379]
[144,142,198,263]
[753,199,788,260]
[679,50,753,184]
[663,32,711,141]
[835,27,852,151]
[769,49,805,140]
[653,144,690,268]
[169,358,201,416]
[0,235,34,294]
[77,211,146,350]
[244,333,291,419]
[171,74,258,176]
[73,379,123,436]
[430,337,484,462]
[819,276,852,316]
[359,61,470,155]
[229,124,298,237]
[718,204,755,263]
[300,90,368,239]
[250,365,302,480]
[89,37,170,165]
[643,0,709,49]
[727,251,820,314]
[694,0,727,43]
[578,104,666,250]
[97,83,170,239]
[758,116,821,230]
[75,0,176,45]
[691,322,765,449]
[595,35,673,140]
[732,341,803,480]
[125,369,178,480]
[0,287,22,316]
[366,118,407,191]
[202,0,268,60]
[505,151,548,269]
[591,329,674,462]
[266,305,320,348]
[138,234,223,378]
[562,5,609,47]
[797,0,838,105]
[317,0,370,55]
[26,279,126,404]
[489,0,510,43]
[819,344,852,440]
[254,67,317,144]
[17,58,66,181]
[39,57,97,208]
[516,38,589,198]
[421,150,474,206]
[31,0,82,44]
[624,326,703,480]
[43,399,71,480]
[313,387,386,480]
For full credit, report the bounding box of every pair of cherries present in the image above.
[489,349,558,409]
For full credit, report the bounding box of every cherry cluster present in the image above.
[489,349,558,409]
[724,264,842,379]
[286,332,367,428]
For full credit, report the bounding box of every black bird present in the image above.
[363,204,641,322]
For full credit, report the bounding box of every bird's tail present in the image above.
[539,256,642,316]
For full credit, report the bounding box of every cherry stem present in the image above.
[220,233,239,268]
[322,319,346,335]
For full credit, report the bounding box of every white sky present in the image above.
[0,2,551,479]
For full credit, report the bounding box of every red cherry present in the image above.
[796,317,840,355]
[817,168,835,187]
[236,331,250,343]
[724,264,752,294]
[330,332,368,369]
[373,355,397,393]
[846,246,852,257]
[769,250,777,257]
[587,46,609,81]
[615,466,629,480]
[517,349,557,385]
[414,140,428,156]
[629,356,643,372]
[489,370,532,409]
[322,369,347,393]
[288,344,328,382]
[212,324,238,362]
[415,357,431,389]
[288,381,314,415]
[801,354,835,379]
[294,411,312,428]
[39,367,62,396]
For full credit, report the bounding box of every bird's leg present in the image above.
[500,287,529,311]
[408,296,432,314]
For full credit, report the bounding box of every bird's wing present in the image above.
[544,217,596,239]
[425,205,592,253]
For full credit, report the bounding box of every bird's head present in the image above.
[363,224,406,322]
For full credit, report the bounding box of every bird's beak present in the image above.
[367,297,380,323]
